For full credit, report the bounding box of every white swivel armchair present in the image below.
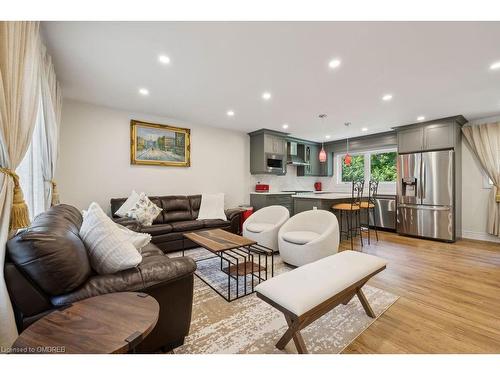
[278,209,339,267]
[243,205,290,252]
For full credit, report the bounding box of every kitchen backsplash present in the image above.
[249,165,396,195]
[250,165,335,192]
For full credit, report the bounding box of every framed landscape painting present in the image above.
[130,120,191,167]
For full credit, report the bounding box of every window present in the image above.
[335,148,397,187]
[370,151,397,182]
[16,98,46,219]
[483,174,494,189]
[341,154,365,182]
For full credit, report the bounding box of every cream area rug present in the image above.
[171,248,398,354]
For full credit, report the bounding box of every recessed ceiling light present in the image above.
[226,110,235,117]
[489,61,500,70]
[417,116,425,121]
[328,59,341,69]
[325,135,331,139]
[382,94,393,101]
[282,124,289,129]
[361,127,368,132]
[138,88,149,96]
[158,55,170,64]
[262,92,272,101]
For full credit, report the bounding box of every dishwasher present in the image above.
[369,196,397,231]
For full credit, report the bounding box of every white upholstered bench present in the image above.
[255,250,387,353]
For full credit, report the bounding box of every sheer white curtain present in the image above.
[17,45,62,217]
[0,21,41,349]
[17,98,45,219]
[462,120,500,237]
[40,44,62,208]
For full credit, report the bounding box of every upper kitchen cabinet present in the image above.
[249,129,332,176]
[296,142,331,177]
[394,115,467,153]
[264,133,286,155]
[397,127,424,153]
[424,123,457,150]
[248,129,288,175]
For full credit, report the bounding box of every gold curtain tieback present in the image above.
[44,179,60,206]
[44,179,57,187]
[496,185,500,203]
[0,167,19,183]
[0,167,31,230]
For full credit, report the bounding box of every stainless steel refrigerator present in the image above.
[397,150,455,242]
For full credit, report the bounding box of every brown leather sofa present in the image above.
[5,204,196,353]
[110,194,243,253]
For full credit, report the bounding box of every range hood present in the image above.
[287,142,310,166]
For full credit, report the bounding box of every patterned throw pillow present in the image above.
[126,193,162,226]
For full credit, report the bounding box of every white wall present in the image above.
[57,99,251,213]
[461,115,500,243]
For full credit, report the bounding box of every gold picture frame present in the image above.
[130,119,191,167]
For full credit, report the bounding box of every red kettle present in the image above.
[314,182,322,191]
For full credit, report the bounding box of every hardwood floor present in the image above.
[339,231,500,353]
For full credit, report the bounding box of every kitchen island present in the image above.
[249,191,396,231]
[250,191,338,215]
[291,193,353,214]
[292,192,397,231]
[250,192,294,214]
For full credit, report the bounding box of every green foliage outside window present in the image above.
[370,152,397,182]
[341,155,365,182]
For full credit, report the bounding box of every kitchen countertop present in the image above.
[291,193,353,199]
[250,192,296,195]
[250,191,396,198]
[291,193,396,199]
[250,191,336,195]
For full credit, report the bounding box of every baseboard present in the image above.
[461,230,500,243]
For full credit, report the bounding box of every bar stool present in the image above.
[331,180,364,250]
[360,180,379,244]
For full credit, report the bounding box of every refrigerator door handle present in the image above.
[398,204,451,211]
[421,159,426,200]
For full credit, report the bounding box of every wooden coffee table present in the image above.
[11,292,159,354]
[183,228,274,302]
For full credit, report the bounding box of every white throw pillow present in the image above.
[197,193,227,221]
[115,190,140,217]
[126,193,163,226]
[80,202,142,274]
[83,208,151,251]
[115,223,152,252]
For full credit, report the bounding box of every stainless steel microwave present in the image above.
[265,153,285,174]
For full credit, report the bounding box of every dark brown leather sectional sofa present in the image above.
[110,194,243,253]
[5,204,196,353]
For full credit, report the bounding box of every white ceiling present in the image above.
[42,21,500,141]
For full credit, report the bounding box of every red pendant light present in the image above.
[318,114,328,163]
[319,144,327,163]
[344,122,351,166]
[344,153,352,166]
